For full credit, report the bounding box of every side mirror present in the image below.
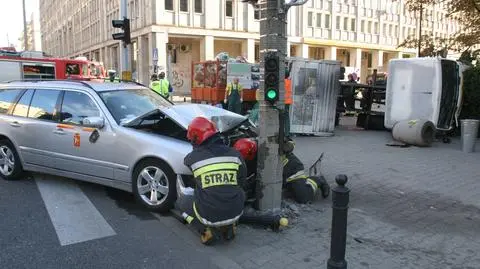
[82,116,105,129]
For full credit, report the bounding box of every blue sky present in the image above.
[0,0,39,48]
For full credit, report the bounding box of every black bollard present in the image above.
[327,175,350,269]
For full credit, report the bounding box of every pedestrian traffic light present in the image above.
[264,52,280,105]
[112,18,131,45]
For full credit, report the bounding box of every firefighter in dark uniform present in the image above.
[281,139,330,203]
[177,116,247,245]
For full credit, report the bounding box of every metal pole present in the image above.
[327,175,350,269]
[417,3,423,57]
[22,0,28,50]
[121,0,129,73]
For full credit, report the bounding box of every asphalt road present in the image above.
[0,173,220,269]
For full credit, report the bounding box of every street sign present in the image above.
[153,48,158,61]
[122,71,132,81]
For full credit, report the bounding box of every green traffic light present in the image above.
[266,88,277,100]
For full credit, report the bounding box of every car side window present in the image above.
[28,89,62,121]
[12,90,34,117]
[60,91,100,125]
[0,89,23,114]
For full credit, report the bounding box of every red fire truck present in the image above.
[0,50,93,82]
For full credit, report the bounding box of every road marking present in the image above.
[35,175,116,246]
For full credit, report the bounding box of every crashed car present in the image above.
[0,80,257,212]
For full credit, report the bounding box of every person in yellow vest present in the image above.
[284,69,292,137]
[224,77,243,114]
[150,72,172,99]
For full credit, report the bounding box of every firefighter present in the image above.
[224,77,243,114]
[150,72,171,99]
[176,117,247,245]
[284,68,292,137]
[281,139,330,204]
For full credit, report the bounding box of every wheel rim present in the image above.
[136,166,169,206]
[0,145,15,177]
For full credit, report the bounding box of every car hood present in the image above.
[124,104,248,133]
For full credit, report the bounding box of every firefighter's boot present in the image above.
[221,224,236,241]
[200,227,221,245]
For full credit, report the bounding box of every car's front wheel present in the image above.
[0,140,24,180]
[132,159,176,212]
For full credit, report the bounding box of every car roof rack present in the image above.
[5,79,96,90]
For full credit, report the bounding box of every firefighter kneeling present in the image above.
[281,140,330,203]
[233,138,330,204]
[176,117,246,245]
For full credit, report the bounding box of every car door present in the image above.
[24,88,64,168]
[52,89,117,179]
[0,88,37,164]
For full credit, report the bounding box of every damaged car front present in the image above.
[98,86,257,211]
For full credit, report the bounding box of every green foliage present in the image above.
[460,65,480,121]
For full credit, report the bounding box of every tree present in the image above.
[398,0,480,55]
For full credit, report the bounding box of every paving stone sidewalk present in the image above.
[184,124,480,269]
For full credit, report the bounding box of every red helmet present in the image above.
[187,117,218,145]
[233,138,258,161]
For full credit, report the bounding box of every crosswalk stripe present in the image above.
[35,175,116,246]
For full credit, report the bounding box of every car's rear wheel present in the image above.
[132,159,176,212]
[0,140,24,181]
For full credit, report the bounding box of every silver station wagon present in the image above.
[0,80,256,212]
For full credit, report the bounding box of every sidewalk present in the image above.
[162,126,480,269]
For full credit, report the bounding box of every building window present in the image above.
[317,0,323,9]
[374,22,379,34]
[195,0,202,13]
[254,10,260,20]
[324,14,330,28]
[361,20,365,32]
[165,0,173,11]
[389,25,393,36]
[336,16,341,29]
[308,12,313,27]
[180,0,188,12]
[383,23,387,35]
[343,17,348,30]
[350,18,356,31]
[316,13,322,28]
[226,0,233,17]
[368,21,372,33]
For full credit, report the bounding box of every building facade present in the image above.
[40,0,461,94]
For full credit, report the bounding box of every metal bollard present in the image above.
[327,175,350,269]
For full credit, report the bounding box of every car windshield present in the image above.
[99,88,173,125]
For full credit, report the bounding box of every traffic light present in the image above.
[264,52,280,105]
[112,18,131,45]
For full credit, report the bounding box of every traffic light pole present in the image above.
[120,0,129,79]
[246,0,308,212]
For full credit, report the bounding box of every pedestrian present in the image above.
[150,72,172,99]
[281,139,330,204]
[224,77,243,114]
[176,117,247,245]
[284,68,292,137]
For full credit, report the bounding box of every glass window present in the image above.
[164,0,173,11]
[28,90,61,121]
[361,20,365,32]
[351,18,356,31]
[12,90,34,117]
[99,89,173,125]
[254,10,260,20]
[22,63,55,80]
[343,17,348,30]
[194,0,202,13]
[316,13,322,28]
[0,89,22,114]
[308,12,313,27]
[226,0,233,17]
[336,16,341,29]
[368,21,372,33]
[324,14,330,28]
[180,0,188,12]
[374,22,379,34]
[66,63,80,75]
[60,91,100,125]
